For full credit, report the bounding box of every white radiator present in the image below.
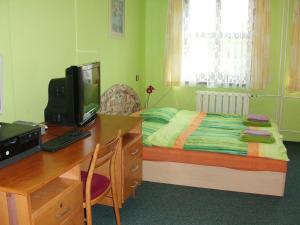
[196,91,250,115]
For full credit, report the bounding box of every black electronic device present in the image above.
[44,62,100,127]
[40,130,91,152]
[0,122,41,168]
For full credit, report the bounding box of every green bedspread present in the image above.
[142,110,289,161]
[185,114,248,156]
[142,121,166,146]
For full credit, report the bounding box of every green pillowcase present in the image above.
[240,133,275,144]
[243,119,271,127]
[140,107,178,123]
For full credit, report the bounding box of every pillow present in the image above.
[140,107,178,123]
[100,84,141,116]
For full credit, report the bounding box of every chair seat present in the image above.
[81,171,110,202]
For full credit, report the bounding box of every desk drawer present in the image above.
[33,183,83,225]
[60,207,84,225]
[124,137,142,162]
[123,157,142,201]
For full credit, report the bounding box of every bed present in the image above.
[101,85,289,197]
[140,109,288,197]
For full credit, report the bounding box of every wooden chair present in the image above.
[81,130,122,225]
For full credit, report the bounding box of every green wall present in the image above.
[144,0,300,141]
[75,0,145,98]
[0,0,14,122]
[0,0,299,141]
[0,0,144,123]
[0,0,77,123]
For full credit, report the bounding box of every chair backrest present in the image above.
[85,130,122,197]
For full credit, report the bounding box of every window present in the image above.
[182,0,254,87]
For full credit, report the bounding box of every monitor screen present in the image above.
[81,63,100,123]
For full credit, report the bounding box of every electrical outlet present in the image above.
[136,74,139,81]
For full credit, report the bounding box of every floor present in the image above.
[92,141,300,225]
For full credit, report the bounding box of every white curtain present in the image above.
[182,0,254,88]
[288,0,300,92]
[164,0,184,86]
[250,0,271,90]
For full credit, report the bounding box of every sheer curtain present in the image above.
[181,0,254,88]
[250,0,271,89]
[288,0,300,92]
[164,0,183,86]
[164,0,271,89]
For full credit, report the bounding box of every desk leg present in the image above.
[14,194,32,225]
[0,192,10,225]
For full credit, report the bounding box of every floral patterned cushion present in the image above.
[100,84,141,116]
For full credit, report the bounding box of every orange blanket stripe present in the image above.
[173,112,207,149]
[248,143,260,157]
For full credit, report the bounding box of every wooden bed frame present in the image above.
[142,159,286,196]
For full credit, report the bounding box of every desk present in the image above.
[0,114,142,225]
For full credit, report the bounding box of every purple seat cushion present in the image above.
[81,171,110,202]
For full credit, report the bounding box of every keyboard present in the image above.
[41,130,91,152]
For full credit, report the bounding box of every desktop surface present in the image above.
[0,114,142,195]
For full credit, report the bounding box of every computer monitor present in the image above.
[44,62,100,126]
[66,62,100,126]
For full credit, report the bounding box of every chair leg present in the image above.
[112,199,121,225]
[111,188,121,225]
[85,203,93,225]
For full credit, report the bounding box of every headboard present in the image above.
[100,84,141,116]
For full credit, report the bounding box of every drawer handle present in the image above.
[56,207,71,218]
[131,164,139,173]
[130,181,139,189]
[131,148,140,156]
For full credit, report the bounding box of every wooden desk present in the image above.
[0,114,142,225]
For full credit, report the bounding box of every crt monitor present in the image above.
[44,62,100,126]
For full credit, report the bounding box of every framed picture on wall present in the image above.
[110,0,125,38]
